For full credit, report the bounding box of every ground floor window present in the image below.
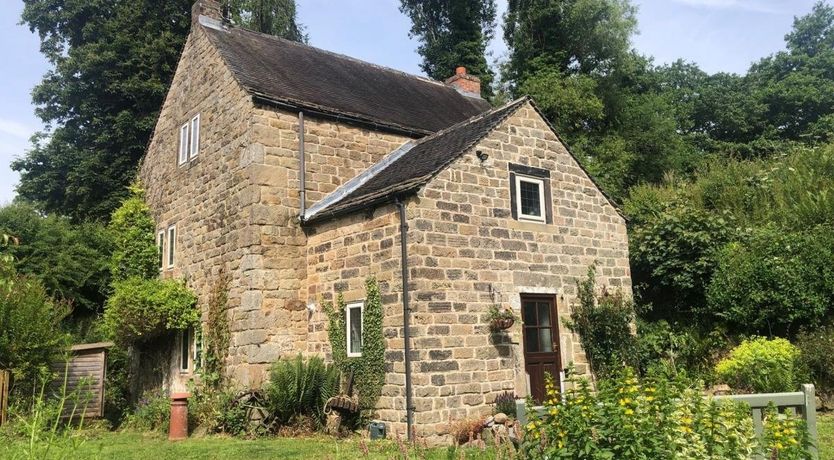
[180,327,193,372]
[346,301,363,357]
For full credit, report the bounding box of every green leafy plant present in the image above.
[107,183,158,283]
[715,337,805,393]
[188,385,248,437]
[761,404,812,460]
[202,273,231,390]
[796,322,834,396]
[568,265,637,378]
[103,277,198,345]
[264,354,339,428]
[486,305,518,332]
[521,370,766,459]
[122,388,170,432]
[323,277,386,419]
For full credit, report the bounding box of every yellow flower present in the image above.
[526,422,536,431]
[624,409,634,416]
[645,396,655,402]
[775,442,784,450]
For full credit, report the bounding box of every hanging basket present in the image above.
[490,317,515,332]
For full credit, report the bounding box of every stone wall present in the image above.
[303,101,630,443]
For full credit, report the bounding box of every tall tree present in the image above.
[15,0,307,222]
[227,0,307,42]
[399,0,496,97]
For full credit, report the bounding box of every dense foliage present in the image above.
[715,338,805,394]
[796,322,834,395]
[0,238,70,391]
[399,0,496,97]
[226,0,307,41]
[264,354,339,427]
[107,184,159,282]
[521,371,811,459]
[569,266,637,378]
[0,203,110,315]
[103,277,198,346]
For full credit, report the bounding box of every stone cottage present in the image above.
[140,0,631,443]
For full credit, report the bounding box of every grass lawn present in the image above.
[820,413,833,460]
[3,431,500,460]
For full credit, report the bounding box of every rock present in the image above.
[484,415,495,427]
[494,412,508,424]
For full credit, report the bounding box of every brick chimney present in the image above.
[445,67,481,98]
[192,0,223,25]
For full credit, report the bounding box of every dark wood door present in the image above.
[521,294,561,403]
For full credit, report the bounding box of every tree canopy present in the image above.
[399,0,497,97]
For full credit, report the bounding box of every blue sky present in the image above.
[0,0,820,205]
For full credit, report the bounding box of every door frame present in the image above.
[519,293,562,402]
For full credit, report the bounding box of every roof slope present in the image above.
[304,98,528,223]
[201,22,491,135]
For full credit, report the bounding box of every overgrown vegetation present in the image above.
[568,266,637,378]
[264,354,339,429]
[521,370,811,459]
[715,337,806,394]
[323,277,386,419]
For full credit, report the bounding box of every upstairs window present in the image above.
[167,225,176,268]
[509,164,552,224]
[178,113,200,165]
[190,114,200,159]
[346,301,364,357]
[178,123,189,165]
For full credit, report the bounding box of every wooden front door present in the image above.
[521,294,562,403]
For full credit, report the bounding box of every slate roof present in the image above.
[201,21,491,136]
[303,98,528,223]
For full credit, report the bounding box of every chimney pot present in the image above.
[445,66,481,99]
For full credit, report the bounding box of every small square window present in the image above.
[157,230,165,270]
[346,301,363,357]
[167,225,176,268]
[515,175,546,222]
[190,114,200,159]
[178,123,189,165]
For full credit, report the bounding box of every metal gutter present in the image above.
[395,196,415,441]
[298,112,306,221]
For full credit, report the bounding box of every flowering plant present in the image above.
[520,370,810,459]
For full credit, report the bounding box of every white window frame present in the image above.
[157,230,165,271]
[189,114,200,159]
[167,225,176,269]
[178,123,189,165]
[515,175,546,222]
[345,301,364,358]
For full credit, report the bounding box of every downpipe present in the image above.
[395,197,414,440]
[298,111,306,221]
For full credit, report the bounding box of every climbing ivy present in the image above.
[323,276,386,419]
[201,272,230,389]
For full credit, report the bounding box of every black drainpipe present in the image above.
[298,111,306,221]
[395,196,414,440]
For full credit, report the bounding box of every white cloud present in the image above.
[0,118,34,140]
[670,0,786,14]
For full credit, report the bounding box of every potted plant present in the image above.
[487,305,518,332]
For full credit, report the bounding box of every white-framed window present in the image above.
[180,327,193,372]
[190,114,200,159]
[514,175,546,222]
[157,230,165,270]
[346,301,364,357]
[167,225,176,268]
[178,123,189,165]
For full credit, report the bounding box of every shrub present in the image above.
[103,276,199,345]
[107,183,158,282]
[521,370,813,459]
[122,389,170,432]
[762,404,812,459]
[448,416,486,445]
[635,319,729,383]
[568,266,637,378]
[492,391,517,418]
[0,272,70,392]
[796,322,834,395]
[188,385,248,436]
[264,354,339,428]
[706,225,834,335]
[715,337,805,393]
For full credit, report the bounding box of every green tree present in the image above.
[107,183,158,282]
[0,203,110,314]
[399,0,496,97]
[226,0,307,42]
[15,0,194,221]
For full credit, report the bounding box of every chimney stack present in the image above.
[445,67,481,99]
[192,0,223,25]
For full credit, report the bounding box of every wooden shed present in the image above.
[50,342,113,419]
